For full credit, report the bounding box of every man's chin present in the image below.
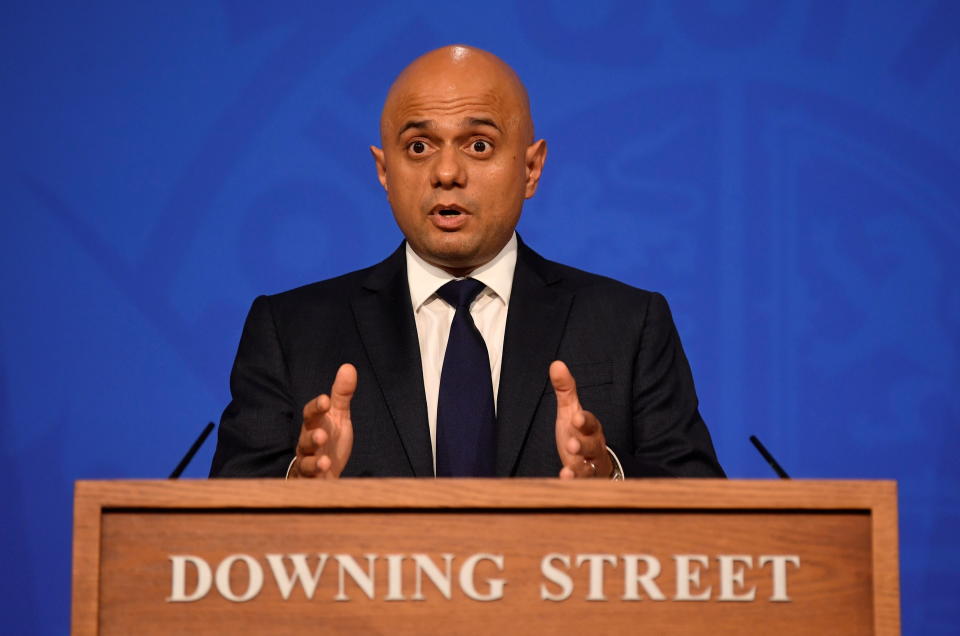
[413,238,487,274]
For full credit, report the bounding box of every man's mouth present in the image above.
[428,204,470,230]
[430,203,469,216]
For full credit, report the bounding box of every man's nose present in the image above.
[430,145,466,189]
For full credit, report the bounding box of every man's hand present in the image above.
[551,360,613,479]
[290,363,357,479]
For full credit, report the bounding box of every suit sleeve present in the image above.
[209,295,299,477]
[618,292,725,477]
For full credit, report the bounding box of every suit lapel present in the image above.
[495,242,573,475]
[351,244,434,476]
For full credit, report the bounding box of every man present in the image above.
[210,45,723,480]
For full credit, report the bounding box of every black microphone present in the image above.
[169,422,215,479]
[749,435,791,479]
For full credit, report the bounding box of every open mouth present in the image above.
[429,204,470,230]
[431,203,469,216]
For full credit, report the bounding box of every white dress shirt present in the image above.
[406,234,517,463]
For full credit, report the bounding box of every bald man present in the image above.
[210,45,724,479]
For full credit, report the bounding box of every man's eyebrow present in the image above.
[397,120,433,136]
[395,117,502,137]
[466,117,501,132]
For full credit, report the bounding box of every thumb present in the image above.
[549,360,580,411]
[329,363,358,413]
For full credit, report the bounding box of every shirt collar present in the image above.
[406,233,518,312]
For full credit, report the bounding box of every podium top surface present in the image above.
[74,478,897,510]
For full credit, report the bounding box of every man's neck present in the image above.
[405,234,518,311]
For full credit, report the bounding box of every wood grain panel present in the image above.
[72,480,900,635]
[99,510,871,635]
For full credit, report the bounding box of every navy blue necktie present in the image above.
[435,278,496,477]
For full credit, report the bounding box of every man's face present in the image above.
[371,49,546,275]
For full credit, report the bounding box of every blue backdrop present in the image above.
[3,1,958,632]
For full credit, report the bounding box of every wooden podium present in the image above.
[72,479,899,635]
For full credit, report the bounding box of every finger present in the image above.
[298,455,319,478]
[563,411,595,456]
[575,412,605,455]
[574,457,603,479]
[582,458,603,478]
[564,430,605,464]
[302,394,331,428]
[560,456,595,479]
[549,360,581,411]
[577,434,606,461]
[329,364,358,413]
[316,454,332,474]
[312,428,329,448]
[297,428,318,456]
[565,435,581,457]
[573,410,600,436]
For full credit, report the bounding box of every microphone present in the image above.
[749,435,791,479]
[169,422,215,479]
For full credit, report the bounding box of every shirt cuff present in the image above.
[606,446,625,480]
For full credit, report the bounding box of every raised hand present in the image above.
[290,363,357,479]
[550,360,613,479]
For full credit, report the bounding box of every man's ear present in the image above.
[524,139,547,199]
[370,146,388,192]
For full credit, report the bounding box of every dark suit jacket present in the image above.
[210,240,724,478]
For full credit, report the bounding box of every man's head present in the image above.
[371,45,547,276]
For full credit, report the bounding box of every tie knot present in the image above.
[436,278,486,310]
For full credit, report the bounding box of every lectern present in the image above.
[72,479,899,634]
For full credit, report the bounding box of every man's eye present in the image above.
[472,140,488,153]
[411,141,426,154]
